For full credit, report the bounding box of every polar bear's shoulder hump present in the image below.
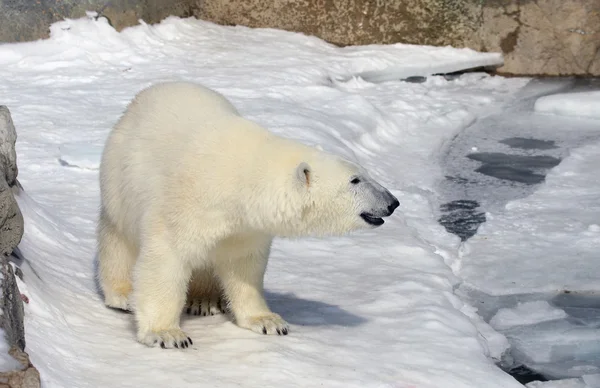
[133,82,239,117]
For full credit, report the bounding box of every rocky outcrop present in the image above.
[0,261,40,388]
[0,107,39,388]
[0,107,23,257]
[0,0,195,42]
[0,345,40,388]
[194,0,483,53]
[481,0,600,76]
[191,0,600,77]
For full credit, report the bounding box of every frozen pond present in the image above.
[437,77,600,385]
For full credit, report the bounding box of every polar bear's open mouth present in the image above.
[361,213,385,226]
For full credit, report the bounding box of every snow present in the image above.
[534,91,600,119]
[489,301,568,331]
[0,330,24,373]
[4,11,597,388]
[334,49,503,83]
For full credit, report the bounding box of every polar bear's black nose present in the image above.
[387,198,400,215]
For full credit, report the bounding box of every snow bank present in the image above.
[534,91,600,120]
[0,14,527,388]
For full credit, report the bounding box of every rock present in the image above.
[193,0,482,53]
[0,0,196,42]
[191,0,600,76]
[0,346,41,388]
[0,261,25,353]
[0,107,39,388]
[0,107,23,257]
[480,0,600,76]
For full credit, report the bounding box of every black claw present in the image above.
[187,307,191,314]
[174,342,179,348]
[262,327,267,335]
[160,341,166,349]
[188,337,193,345]
[277,329,281,335]
[282,328,288,335]
[184,341,188,348]
[202,311,206,316]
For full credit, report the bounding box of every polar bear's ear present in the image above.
[295,162,311,188]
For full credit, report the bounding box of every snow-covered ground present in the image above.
[1,13,598,388]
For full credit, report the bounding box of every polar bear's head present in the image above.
[264,148,400,237]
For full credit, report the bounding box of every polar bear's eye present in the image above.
[350,178,361,184]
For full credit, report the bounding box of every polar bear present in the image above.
[96,81,399,349]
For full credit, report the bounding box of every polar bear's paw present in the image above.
[138,329,193,349]
[240,313,290,336]
[185,296,225,316]
[104,293,132,312]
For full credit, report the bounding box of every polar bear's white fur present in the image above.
[97,81,399,348]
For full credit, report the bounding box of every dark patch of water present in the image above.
[438,199,486,241]
[467,152,562,169]
[552,291,600,310]
[475,164,546,185]
[403,76,427,83]
[467,152,561,184]
[505,364,548,385]
[500,137,558,150]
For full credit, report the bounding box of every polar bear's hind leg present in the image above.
[186,267,226,316]
[133,234,194,349]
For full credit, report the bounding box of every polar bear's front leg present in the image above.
[133,241,193,349]
[215,236,289,336]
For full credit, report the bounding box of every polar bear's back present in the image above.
[99,82,276,242]
[128,82,239,120]
[99,82,244,240]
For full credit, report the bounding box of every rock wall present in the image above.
[0,107,39,388]
[480,0,600,76]
[0,0,195,42]
[190,0,600,77]
[0,107,23,258]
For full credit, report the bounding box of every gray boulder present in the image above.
[0,106,23,257]
[0,106,39,388]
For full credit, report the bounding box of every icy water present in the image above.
[437,77,600,384]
